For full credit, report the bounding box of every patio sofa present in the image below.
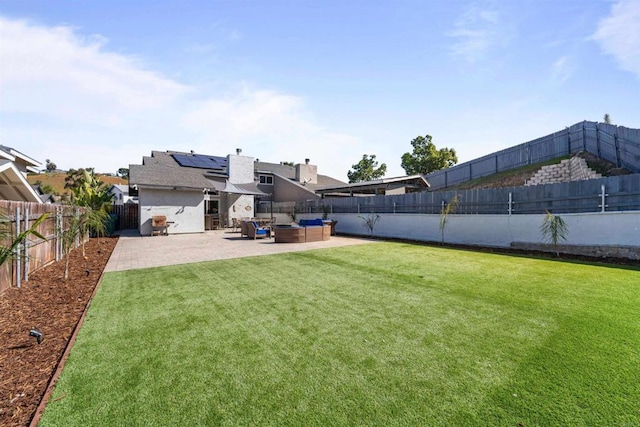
[274,222,330,243]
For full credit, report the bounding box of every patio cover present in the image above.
[222,180,269,196]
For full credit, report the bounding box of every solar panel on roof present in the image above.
[172,153,228,171]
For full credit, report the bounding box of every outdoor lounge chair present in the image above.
[247,221,271,239]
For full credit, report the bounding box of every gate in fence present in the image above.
[110,204,139,230]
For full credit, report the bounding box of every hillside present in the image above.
[446,152,631,191]
[27,172,127,196]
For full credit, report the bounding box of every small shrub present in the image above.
[439,195,459,244]
[540,211,569,257]
[358,212,381,237]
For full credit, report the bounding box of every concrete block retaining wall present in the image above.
[297,211,640,259]
[525,157,601,186]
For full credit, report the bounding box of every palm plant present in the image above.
[540,211,569,257]
[0,213,49,267]
[358,212,381,237]
[65,168,113,237]
[57,207,85,279]
[439,195,458,244]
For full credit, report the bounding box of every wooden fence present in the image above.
[261,174,640,217]
[109,204,139,230]
[0,201,87,294]
[425,121,640,190]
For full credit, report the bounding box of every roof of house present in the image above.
[109,184,129,193]
[314,175,429,195]
[0,145,41,173]
[131,150,346,196]
[0,160,43,202]
[255,161,346,190]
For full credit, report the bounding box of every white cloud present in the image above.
[0,17,189,123]
[550,55,574,84]
[592,0,640,79]
[0,16,361,180]
[182,86,361,180]
[448,3,508,63]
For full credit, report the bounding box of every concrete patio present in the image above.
[105,229,375,272]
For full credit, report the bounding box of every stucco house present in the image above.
[129,149,431,235]
[129,149,347,235]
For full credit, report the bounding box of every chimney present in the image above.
[236,148,242,155]
[295,159,317,184]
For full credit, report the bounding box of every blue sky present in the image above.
[1,0,638,181]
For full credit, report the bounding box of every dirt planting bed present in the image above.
[0,237,117,427]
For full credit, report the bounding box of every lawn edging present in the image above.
[29,262,110,426]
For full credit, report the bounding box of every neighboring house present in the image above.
[31,184,57,203]
[108,184,137,205]
[315,175,430,198]
[0,146,43,203]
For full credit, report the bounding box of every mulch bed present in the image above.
[0,237,117,427]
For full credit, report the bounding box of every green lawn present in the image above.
[40,243,640,426]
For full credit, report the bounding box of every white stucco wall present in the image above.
[297,211,640,248]
[227,154,255,183]
[225,193,255,226]
[138,188,205,235]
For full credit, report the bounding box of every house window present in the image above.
[259,175,273,185]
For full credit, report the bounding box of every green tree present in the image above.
[45,159,57,172]
[65,168,113,211]
[401,135,457,175]
[117,167,129,179]
[64,168,112,236]
[347,154,387,183]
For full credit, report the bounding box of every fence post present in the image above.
[614,127,621,167]
[357,204,360,214]
[508,192,513,216]
[15,206,21,289]
[24,206,29,282]
[596,123,601,157]
[599,184,608,213]
[393,202,396,214]
[56,208,61,262]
